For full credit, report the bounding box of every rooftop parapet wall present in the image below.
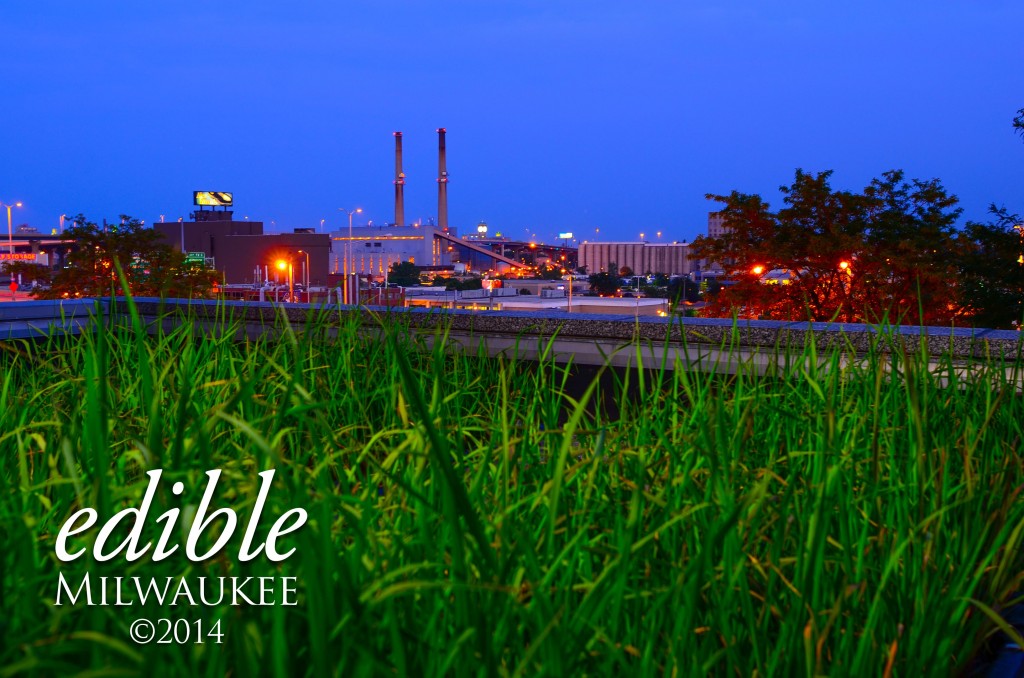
[114,298,1024,361]
[0,298,108,340]
[2,298,1020,362]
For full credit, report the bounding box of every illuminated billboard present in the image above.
[193,191,233,207]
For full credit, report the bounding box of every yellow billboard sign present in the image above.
[193,191,233,207]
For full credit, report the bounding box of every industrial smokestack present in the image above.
[437,127,448,231]
[393,131,405,227]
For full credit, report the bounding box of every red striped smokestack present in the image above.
[393,132,405,227]
[437,127,448,231]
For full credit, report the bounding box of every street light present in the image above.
[751,265,765,276]
[276,259,293,303]
[338,208,363,276]
[297,249,310,289]
[339,207,363,304]
[2,200,23,254]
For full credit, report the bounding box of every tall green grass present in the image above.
[0,304,1022,676]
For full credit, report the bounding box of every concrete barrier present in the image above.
[0,298,108,341]
[3,298,1022,378]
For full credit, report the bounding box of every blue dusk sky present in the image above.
[1,1,1022,244]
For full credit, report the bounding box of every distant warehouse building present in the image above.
[578,241,693,277]
[330,224,456,277]
[153,210,331,285]
[329,223,526,278]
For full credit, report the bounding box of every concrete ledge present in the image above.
[0,299,108,340]
[3,298,1021,366]
[118,297,1024,361]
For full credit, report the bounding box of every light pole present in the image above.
[635,274,641,320]
[567,271,573,314]
[339,208,363,276]
[60,213,67,235]
[339,207,362,303]
[276,259,293,303]
[178,217,185,252]
[3,201,23,254]
[297,249,310,289]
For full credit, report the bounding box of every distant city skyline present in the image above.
[2,1,1022,245]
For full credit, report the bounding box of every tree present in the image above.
[690,191,783,319]
[387,261,420,287]
[618,265,634,278]
[641,285,667,299]
[858,170,962,324]
[36,215,218,300]
[667,277,701,304]
[957,206,1024,329]
[588,271,620,296]
[690,169,962,324]
[445,277,483,291]
[1014,108,1024,141]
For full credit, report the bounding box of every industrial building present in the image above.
[153,208,330,285]
[707,211,729,239]
[330,128,527,277]
[332,223,455,277]
[578,241,693,277]
[701,211,729,277]
[154,128,555,288]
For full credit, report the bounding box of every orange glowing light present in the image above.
[276,260,287,271]
[839,260,850,270]
[751,265,765,275]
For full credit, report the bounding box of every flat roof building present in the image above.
[154,211,330,285]
[330,224,457,278]
[578,241,692,277]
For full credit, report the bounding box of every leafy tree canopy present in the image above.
[35,215,218,300]
[667,276,701,304]
[387,261,421,287]
[690,169,963,325]
[957,205,1024,329]
[588,262,621,297]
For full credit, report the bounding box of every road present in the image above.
[0,290,42,302]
